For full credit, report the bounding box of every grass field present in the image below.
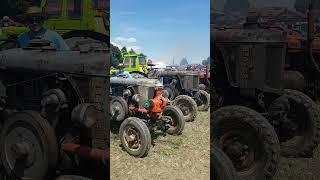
[110,111,210,180]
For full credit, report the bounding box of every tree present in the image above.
[111,44,122,67]
[121,47,128,55]
[128,48,136,54]
[180,58,188,66]
[139,53,145,57]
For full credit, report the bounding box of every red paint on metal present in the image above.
[62,143,109,161]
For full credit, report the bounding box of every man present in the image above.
[18,6,69,51]
[113,64,132,78]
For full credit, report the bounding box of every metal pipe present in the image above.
[62,143,109,161]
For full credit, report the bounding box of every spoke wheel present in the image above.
[119,117,151,157]
[0,111,58,180]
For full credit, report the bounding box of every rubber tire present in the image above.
[276,89,320,157]
[110,96,128,121]
[173,95,198,122]
[195,90,210,111]
[0,111,58,180]
[198,84,207,91]
[119,117,151,158]
[163,85,178,101]
[212,106,280,180]
[211,145,239,180]
[162,105,185,135]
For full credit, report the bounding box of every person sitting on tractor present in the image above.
[113,64,132,78]
[17,6,70,51]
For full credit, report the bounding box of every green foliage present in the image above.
[128,48,136,54]
[111,44,122,67]
[121,46,128,55]
[139,53,145,57]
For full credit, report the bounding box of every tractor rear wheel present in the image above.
[162,105,185,135]
[119,117,151,157]
[211,145,239,180]
[269,89,320,157]
[212,106,280,180]
[173,95,198,122]
[195,90,210,111]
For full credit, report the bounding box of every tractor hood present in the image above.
[212,28,287,43]
[0,48,109,77]
[110,77,163,88]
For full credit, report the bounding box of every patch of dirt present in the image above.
[110,112,210,180]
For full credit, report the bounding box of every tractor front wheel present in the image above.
[195,90,210,111]
[119,117,151,157]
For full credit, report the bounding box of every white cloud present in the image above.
[114,36,137,44]
[127,46,142,52]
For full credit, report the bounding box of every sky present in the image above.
[110,0,210,65]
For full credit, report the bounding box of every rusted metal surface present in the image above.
[110,77,162,87]
[0,48,109,77]
[62,143,109,161]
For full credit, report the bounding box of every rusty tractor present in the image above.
[0,39,109,179]
[150,70,209,122]
[211,13,320,180]
[110,77,185,157]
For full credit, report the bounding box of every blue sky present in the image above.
[111,0,210,65]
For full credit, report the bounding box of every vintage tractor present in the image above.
[151,70,210,117]
[0,0,109,51]
[110,53,154,78]
[211,15,320,180]
[110,77,185,157]
[0,39,109,179]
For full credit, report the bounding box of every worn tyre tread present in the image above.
[173,95,198,122]
[212,106,280,180]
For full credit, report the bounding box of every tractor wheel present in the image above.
[211,145,239,180]
[0,111,58,180]
[195,90,210,111]
[199,84,207,91]
[283,71,306,91]
[130,72,146,79]
[163,85,178,101]
[110,96,128,121]
[119,117,151,157]
[173,95,198,122]
[212,106,280,180]
[162,105,185,135]
[269,89,320,157]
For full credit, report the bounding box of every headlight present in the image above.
[123,89,132,98]
[132,94,141,103]
[71,103,96,128]
[162,90,169,99]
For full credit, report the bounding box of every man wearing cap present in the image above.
[17,6,69,51]
[113,64,132,78]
